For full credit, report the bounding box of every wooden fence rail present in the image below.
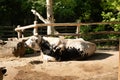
[14,22,120,43]
[46,31,120,36]
[15,22,120,31]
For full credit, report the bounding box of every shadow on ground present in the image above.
[23,52,113,63]
[29,60,43,64]
[23,52,41,58]
[86,52,113,61]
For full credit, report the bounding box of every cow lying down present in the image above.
[25,35,96,62]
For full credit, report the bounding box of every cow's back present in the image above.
[65,38,96,57]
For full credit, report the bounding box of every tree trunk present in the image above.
[46,0,55,35]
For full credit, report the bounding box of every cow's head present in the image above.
[25,35,42,51]
[25,35,55,56]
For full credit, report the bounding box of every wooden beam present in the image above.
[91,39,119,43]
[47,33,81,36]
[37,23,80,27]
[15,22,120,32]
[36,22,120,26]
[81,21,120,25]
[15,24,36,31]
[83,31,120,35]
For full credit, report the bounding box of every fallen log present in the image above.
[0,39,25,58]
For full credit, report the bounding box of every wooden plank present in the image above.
[15,22,120,32]
[81,21,120,25]
[37,22,120,26]
[46,33,81,36]
[15,24,36,31]
[37,23,78,27]
[45,31,120,36]
[82,31,120,35]
[91,39,119,43]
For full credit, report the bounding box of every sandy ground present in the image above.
[0,50,119,80]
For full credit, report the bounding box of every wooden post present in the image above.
[17,25,22,39]
[33,21,38,35]
[76,20,81,38]
[46,0,55,35]
[21,30,24,38]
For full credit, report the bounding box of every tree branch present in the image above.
[31,9,48,23]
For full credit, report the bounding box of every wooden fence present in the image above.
[0,25,76,40]
[0,22,120,46]
[14,22,120,43]
[15,21,120,32]
[0,26,17,40]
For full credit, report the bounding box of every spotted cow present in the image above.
[54,38,96,61]
[25,35,96,62]
[25,35,57,62]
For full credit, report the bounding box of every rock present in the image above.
[0,67,7,80]
[0,39,25,57]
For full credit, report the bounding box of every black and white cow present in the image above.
[54,38,96,61]
[25,35,96,62]
[25,35,59,62]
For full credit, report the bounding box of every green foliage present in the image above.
[0,0,119,46]
[28,0,46,14]
[93,25,106,32]
[101,0,120,32]
[54,0,76,22]
[0,0,34,25]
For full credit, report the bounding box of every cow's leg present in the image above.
[43,54,56,62]
[40,51,56,63]
[40,51,45,62]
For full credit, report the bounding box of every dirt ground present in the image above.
[0,50,119,80]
